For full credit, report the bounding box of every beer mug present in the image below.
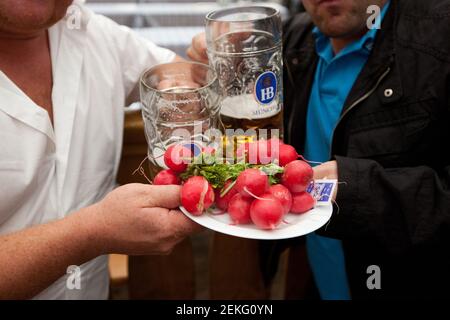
[206,6,284,137]
[140,61,221,178]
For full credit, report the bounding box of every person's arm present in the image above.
[313,159,450,253]
[0,184,199,299]
[0,207,99,299]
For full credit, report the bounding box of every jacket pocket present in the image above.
[346,101,432,162]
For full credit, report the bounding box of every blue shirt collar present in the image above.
[313,1,391,63]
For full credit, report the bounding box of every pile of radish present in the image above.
[153,139,316,230]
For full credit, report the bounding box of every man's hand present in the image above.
[187,32,208,64]
[186,31,251,64]
[313,161,339,200]
[86,184,201,256]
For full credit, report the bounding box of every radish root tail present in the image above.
[132,156,152,184]
[243,187,272,201]
[323,199,340,231]
[331,198,340,215]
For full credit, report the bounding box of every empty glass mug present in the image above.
[140,61,221,178]
[206,6,284,138]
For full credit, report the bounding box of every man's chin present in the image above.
[0,0,70,37]
[0,12,65,38]
[317,17,363,38]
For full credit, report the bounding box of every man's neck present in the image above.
[330,31,366,55]
[0,30,54,123]
[0,30,48,58]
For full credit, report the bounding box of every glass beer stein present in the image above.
[140,61,221,178]
[206,6,284,138]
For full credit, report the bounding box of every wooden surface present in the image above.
[110,109,148,291]
[109,254,129,287]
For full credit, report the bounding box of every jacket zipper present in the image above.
[286,59,300,143]
[330,67,391,157]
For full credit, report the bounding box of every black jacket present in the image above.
[283,0,450,299]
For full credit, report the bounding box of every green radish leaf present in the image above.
[180,154,284,189]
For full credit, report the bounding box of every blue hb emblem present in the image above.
[255,71,277,105]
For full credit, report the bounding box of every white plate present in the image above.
[180,205,333,240]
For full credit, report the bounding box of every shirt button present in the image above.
[384,88,394,97]
[292,58,299,65]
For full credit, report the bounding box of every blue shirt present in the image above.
[303,2,390,300]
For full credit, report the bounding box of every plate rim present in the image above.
[179,204,333,240]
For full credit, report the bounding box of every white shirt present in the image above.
[0,2,175,299]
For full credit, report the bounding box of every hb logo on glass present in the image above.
[255,71,277,105]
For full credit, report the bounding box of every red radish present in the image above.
[164,144,192,173]
[181,176,215,216]
[269,184,293,214]
[153,169,180,185]
[228,193,253,224]
[214,180,238,211]
[235,168,269,198]
[250,193,285,230]
[291,192,315,214]
[278,144,299,166]
[281,160,313,193]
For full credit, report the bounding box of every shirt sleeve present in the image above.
[88,13,176,98]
